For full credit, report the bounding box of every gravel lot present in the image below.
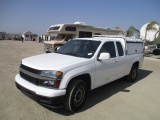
[0,40,160,120]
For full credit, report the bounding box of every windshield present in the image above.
[54,34,66,41]
[55,39,101,58]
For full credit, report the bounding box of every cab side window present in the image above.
[116,42,124,56]
[99,42,116,58]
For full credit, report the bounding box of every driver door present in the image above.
[94,41,120,87]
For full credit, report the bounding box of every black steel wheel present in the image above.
[64,79,87,112]
[126,65,138,82]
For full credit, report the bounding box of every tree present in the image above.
[126,26,140,37]
[115,27,126,36]
[144,21,159,46]
[153,26,160,44]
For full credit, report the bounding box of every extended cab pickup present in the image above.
[15,36,143,112]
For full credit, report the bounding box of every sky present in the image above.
[0,0,160,35]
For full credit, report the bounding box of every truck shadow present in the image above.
[43,69,152,116]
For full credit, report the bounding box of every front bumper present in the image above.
[44,47,54,53]
[44,43,54,53]
[15,74,66,108]
[16,82,65,107]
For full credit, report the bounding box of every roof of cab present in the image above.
[73,37,124,42]
[73,36,143,43]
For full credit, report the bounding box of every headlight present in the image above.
[40,70,57,78]
[39,70,63,88]
[38,80,54,88]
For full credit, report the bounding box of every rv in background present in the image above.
[44,22,122,53]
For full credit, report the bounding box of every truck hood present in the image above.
[22,53,91,71]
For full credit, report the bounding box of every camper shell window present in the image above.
[65,27,76,31]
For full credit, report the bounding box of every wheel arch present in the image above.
[66,73,92,91]
[133,61,139,68]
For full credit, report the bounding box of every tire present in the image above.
[126,65,138,82]
[153,49,160,55]
[64,79,87,112]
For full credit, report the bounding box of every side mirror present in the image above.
[98,53,110,61]
[55,47,60,51]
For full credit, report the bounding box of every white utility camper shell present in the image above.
[94,35,143,55]
[125,37,143,55]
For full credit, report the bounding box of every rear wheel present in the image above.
[64,79,87,112]
[126,65,138,82]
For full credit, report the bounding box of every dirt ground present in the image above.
[0,40,160,120]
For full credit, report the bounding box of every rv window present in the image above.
[95,33,101,35]
[55,34,66,40]
[65,27,76,31]
[49,26,60,30]
[79,31,92,38]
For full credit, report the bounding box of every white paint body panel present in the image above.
[15,74,66,97]
[15,37,143,98]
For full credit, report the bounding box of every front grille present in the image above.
[20,71,38,85]
[20,64,41,85]
[20,64,40,74]
[44,43,52,48]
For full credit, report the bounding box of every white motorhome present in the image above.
[44,22,122,52]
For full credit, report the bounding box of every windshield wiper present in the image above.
[64,52,79,57]
[56,52,86,58]
[64,52,87,58]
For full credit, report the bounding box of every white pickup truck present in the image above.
[15,36,143,112]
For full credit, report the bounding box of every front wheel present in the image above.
[126,65,138,82]
[64,79,87,112]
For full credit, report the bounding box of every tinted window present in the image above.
[65,27,76,31]
[116,42,124,56]
[79,31,92,38]
[99,42,116,58]
[95,33,101,35]
[49,26,60,30]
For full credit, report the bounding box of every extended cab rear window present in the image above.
[116,42,124,56]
